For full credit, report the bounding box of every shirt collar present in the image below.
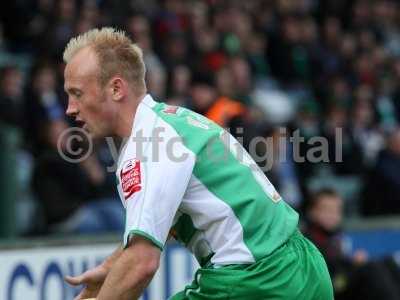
[117,94,157,173]
[132,94,155,130]
[141,93,157,108]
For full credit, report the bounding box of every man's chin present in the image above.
[84,127,107,139]
[82,124,96,137]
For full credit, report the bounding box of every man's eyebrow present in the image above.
[65,87,82,94]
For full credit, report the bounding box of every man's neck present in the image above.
[114,93,145,138]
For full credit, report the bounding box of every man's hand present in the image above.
[65,264,108,300]
[65,246,123,300]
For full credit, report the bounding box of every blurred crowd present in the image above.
[1,0,400,297]
[1,0,400,227]
[0,0,399,214]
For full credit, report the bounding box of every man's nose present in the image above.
[66,99,78,117]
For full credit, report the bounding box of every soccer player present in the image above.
[63,28,333,300]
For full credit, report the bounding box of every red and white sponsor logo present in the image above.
[120,159,142,200]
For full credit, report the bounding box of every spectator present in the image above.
[0,66,23,126]
[302,189,363,277]
[302,188,400,300]
[31,122,124,234]
[362,129,400,216]
[259,125,303,208]
[190,72,249,139]
[166,64,191,106]
[23,62,65,155]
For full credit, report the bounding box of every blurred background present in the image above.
[0,0,400,299]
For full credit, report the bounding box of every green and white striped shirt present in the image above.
[117,94,299,267]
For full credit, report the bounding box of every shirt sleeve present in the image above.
[119,132,195,251]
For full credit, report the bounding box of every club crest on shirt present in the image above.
[163,105,179,114]
[120,159,142,200]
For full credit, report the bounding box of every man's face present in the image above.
[64,47,115,138]
[310,195,343,232]
[191,84,215,112]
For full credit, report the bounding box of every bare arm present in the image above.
[96,236,161,300]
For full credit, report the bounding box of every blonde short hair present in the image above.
[63,27,146,92]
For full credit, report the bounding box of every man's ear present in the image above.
[109,77,126,102]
